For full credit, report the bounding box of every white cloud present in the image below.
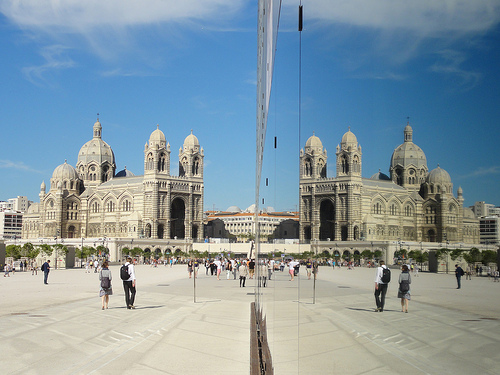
[299,0,500,36]
[22,45,75,85]
[430,49,482,89]
[0,160,44,174]
[0,0,246,30]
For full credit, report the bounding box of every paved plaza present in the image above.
[0,263,499,374]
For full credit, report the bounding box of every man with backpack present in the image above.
[374,260,390,312]
[121,257,136,309]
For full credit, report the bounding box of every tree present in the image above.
[482,250,497,265]
[129,247,143,258]
[373,250,382,260]
[450,249,464,262]
[39,244,53,257]
[463,247,481,265]
[6,245,21,259]
[21,243,39,260]
[361,250,373,260]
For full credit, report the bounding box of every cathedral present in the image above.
[23,119,204,242]
[299,123,479,244]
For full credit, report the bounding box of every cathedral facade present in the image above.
[299,123,479,244]
[23,119,204,242]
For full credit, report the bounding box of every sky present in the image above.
[1,0,500,213]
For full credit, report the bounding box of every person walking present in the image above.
[187,259,193,278]
[398,265,411,313]
[122,257,136,309]
[99,261,113,310]
[239,262,248,287]
[374,260,390,312]
[455,264,464,289]
[306,259,313,280]
[41,260,51,284]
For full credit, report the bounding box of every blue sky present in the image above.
[1,0,499,212]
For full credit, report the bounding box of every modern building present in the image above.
[206,205,299,241]
[22,119,205,250]
[0,196,30,212]
[479,216,500,246]
[299,122,480,245]
[0,209,23,239]
[472,201,500,218]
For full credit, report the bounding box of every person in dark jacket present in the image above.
[455,264,464,289]
[41,260,51,284]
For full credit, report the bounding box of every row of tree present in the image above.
[6,243,69,261]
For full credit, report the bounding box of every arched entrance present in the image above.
[427,229,436,242]
[343,250,351,260]
[304,226,311,241]
[192,224,198,240]
[341,226,348,241]
[320,200,335,240]
[67,225,75,238]
[157,224,164,239]
[154,248,162,260]
[170,198,185,239]
[145,224,151,238]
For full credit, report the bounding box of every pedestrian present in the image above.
[214,258,222,280]
[239,262,248,287]
[31,261,38,275]
[398,265,411,313]
[226,260,232,280]
[306,259,313,280]
[494,270,499,282]
[41,260,51,284]
[455,264,464,289]
[248,259,255,279]
[99,261,113,310]
[121,257,136,309]
[3,263,10,277]
[466,264,472,280]
[374,260,390,312]
[187,259,193,278]
[288,260,299,281]
[313,261,319,280]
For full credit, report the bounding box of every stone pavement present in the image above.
[0,264,499,374]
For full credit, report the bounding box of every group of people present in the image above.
[374,261,412,313]
[97,257,136,310]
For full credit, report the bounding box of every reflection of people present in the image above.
[398,265,411,313]
[239,262,248,287]
[123,257,136,309]
[41,260,51,284]
[99,261,113,310]
[374,260,389,312]
[455,264,464,289]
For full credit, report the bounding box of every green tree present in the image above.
[361,250,373,260]
[450,249,464,262]
[22,243,40,260]
[463,247,481,265]
[39,244,53,257]
[373,250,382,260]
[6,245,21,259]
[129,247,143,258]
[481,250,497,265]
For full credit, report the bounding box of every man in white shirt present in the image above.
[374,260,389,312]
[123,257,137,309]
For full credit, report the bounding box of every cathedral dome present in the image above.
[370,170,391,180]
[426,165,451,185]
[149,125,166,145]
[390,123,427,170]
[341,128,358,146]
[226,206,241,213]
[77,120,115,166]
[305,133,323,149]
[183,130,200,151]
[52,161,79,180]
[115,166,135,178]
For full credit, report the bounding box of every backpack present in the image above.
[101,275,111,289]
[120,264,130,280]
[400,279,410,293]
[381,267,391,283]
